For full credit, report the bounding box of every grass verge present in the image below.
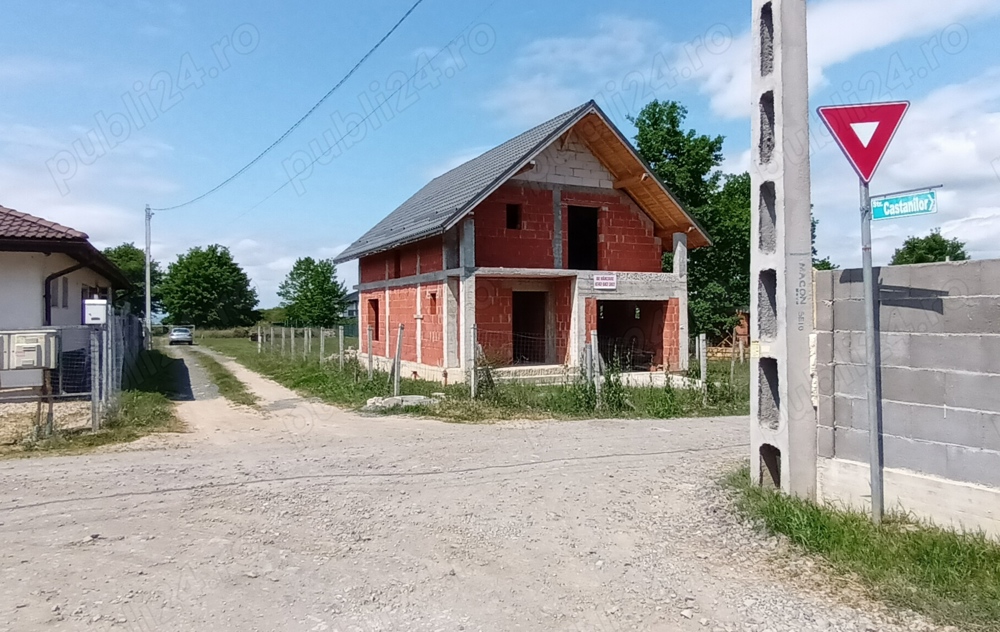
[188,349,259,407]
[2,350,184,458]
[724,465,1000,631]
[200,337,749,422]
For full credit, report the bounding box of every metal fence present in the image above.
[0,311,143,444]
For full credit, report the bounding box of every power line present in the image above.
[227,0,499,224]
[150,0,427,212]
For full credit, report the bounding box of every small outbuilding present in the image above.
[335,101,710,382]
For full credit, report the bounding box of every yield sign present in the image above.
[817,102,909,182]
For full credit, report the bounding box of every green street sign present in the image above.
[872,190,938,221]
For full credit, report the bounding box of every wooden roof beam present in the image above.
[614,173,650,189]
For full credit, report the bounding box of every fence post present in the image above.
[338,325,345,370]
[470,324,478,399]
[257,326,262,354]
[291,327,296,357]
[270,326,274,353]
[90,327,100,431]
[319,327,325,363]
[590,330,601,408]
[393,324,404,397]
[281,327,286,356]
[367,326,374,379]
[700,333,708,405]
[739,338,745,364]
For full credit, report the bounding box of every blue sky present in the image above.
[3,0,1000,307]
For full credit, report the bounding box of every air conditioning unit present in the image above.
[0,331,58,370]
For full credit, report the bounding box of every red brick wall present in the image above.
[359,236,443,284]
[359,289,383,355]
[420,282,444,367]
[472,184,664,273]
[475,183,557,269]
[554,278,574,363]
[561,190,663,273]
[475,278,513,365]
[360,253,387,284]
[585,298,597,343]
[663,299,681,372]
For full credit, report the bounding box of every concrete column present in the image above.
[750,0,816,498]
[445,278,460,368]
[459,217,476,374]
[673,233,689,372]
[552,190,564,269]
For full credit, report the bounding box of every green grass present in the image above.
[188,349,259,407]
[3,350,184,457]
[200,337,749,422]
[725,465,1000,631]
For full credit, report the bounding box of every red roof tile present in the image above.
[0,205,89,240]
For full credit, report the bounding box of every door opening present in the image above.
[567,206,599,270]
[512,291,547,365]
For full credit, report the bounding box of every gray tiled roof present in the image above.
[334,101,595,263]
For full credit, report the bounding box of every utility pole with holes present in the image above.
[749,0,817,498]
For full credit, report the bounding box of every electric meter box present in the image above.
[0,330,58,370]
[84,298,109,325]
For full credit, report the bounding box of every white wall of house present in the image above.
[0,251,112,388]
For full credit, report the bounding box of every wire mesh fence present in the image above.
[0,311,144,445]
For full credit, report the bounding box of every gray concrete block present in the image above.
[834,364,868,398]
[814,270,834,303]
[816,331,833,364]
[984,414,1000,453]
[944,371,1000,412]
[832,298,865,332]
[833,395,867,429]
[817,425,835,458]
[908,334,1000,373]
[880,300,945,334]
[880,366,945,407]
[978,260,1000,295]
[882,400,986,450]
[817,394,834,426]
[945,444,1000,488]
[875,264,909,290]
[940,297,1000,334]
[815,300,834,332]
[833,268,865,301]
[816,362,834,399]
[832,331,858,364]
[879,332,911,368]
[833,426,868,462]
[884,434,949,479]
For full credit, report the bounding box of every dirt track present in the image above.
[0,347,939,632]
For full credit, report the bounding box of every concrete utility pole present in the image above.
[144,205,153,348]
[749,0,817,497]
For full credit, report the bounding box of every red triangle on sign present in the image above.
[817,102,909,183]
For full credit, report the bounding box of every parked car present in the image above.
[168,327,194,345]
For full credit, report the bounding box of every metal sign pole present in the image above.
[860,178,884,524]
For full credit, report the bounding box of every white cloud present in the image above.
[691,0,1000,118]
[812,69,1000,267]
[483,17,672,126]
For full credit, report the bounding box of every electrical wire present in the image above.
[226,0,499,224]
[150,0,427,212]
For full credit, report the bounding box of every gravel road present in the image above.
[0,348,940,632]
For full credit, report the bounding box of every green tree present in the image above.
[160,245,259,327]
[102,242,163,317]
[277,257,347,327]
[630,100,724,210]
[890,229,969,265]
[812,218,838,270]
[687,172,752,339]
[631,100,744,338]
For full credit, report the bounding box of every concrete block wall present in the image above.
[815,260,1000,490]
[511,132,614,189]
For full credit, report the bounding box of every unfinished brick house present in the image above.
[334,101,710,382]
